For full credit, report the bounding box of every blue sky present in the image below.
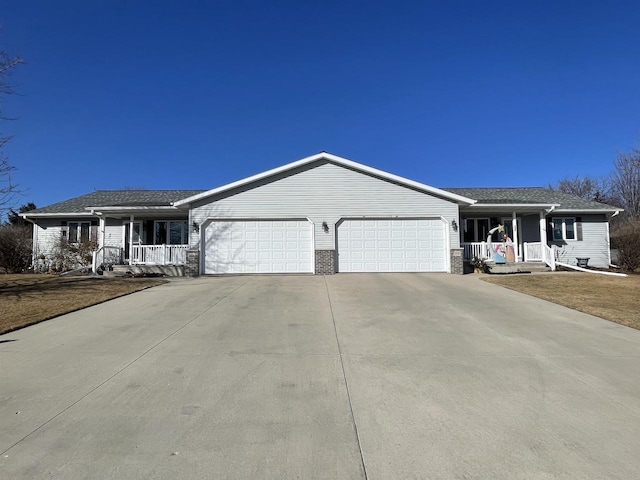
[2,1,639,211]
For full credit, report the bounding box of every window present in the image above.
[154,221,189,245]
[69,222,90,243]
[463,218,489,242]
[552,217,576,241]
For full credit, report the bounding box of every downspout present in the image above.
[89,209,105,274]
[609,210,620,268]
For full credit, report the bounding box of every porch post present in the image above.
[129,215,134,266]
[539,211,547,246]
[511,212,519,263]
[99,216,105,250]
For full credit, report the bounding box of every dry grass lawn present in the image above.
[482,273,640,330]
[0,274,167,335]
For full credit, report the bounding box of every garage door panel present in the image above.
[338,219,447,272]
[205,220,313,274]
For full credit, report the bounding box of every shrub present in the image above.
[611,221,640,272]
[0,224,32,273]
[46,234,98,272]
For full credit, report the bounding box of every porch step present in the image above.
[101,269,126,278]
[488,262,551,274]
[111,264,185,277]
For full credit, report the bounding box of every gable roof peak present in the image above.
[174,152,476,206]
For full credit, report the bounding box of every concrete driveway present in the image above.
[1,274,639,479]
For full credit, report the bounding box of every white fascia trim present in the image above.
[552,208,622,214]
[20,212,94,218]
[173,152,477,206]
[84,206,180,212]
[468,203,561,209]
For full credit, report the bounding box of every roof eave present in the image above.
[85,206,180,212]
[20,212,95,218]
[467,203,561,208]
[552,208,622,214]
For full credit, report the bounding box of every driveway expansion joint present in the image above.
[324,276,369,480]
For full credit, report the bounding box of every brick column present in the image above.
[315,250,336,275]
[450,248,464,275]
[185,249,200,277]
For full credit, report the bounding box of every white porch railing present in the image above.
[92,246,124,274]
[131,245,189,265]
[541,243,557,271]
[523,242,542,262]
[461,242,491,261]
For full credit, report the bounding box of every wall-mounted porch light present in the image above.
[452,220,458,232]
[322,221,329,233]
[192,221,199,233]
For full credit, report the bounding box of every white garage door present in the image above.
[204,220,313,274]
[337,218,447,272]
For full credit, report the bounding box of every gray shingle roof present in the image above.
[28,190,206,214]
[443,187,620,210]
[28,186,620,215]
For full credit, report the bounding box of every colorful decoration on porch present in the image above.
[503,233,515,262]
[487,225,507,264]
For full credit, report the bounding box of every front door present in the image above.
[124,222,142,261]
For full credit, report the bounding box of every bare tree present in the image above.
[610,148,640,220]
[0,49,24,217]
[550,175,610,202]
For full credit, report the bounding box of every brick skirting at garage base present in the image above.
[450,248,463,275]
[315,250,336,275]
[186,249,200,277]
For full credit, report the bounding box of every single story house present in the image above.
[22,152,620,275]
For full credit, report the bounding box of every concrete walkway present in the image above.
[1,274,639,479]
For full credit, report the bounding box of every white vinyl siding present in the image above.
[191,161,459,253]
[33,219,66,256]
[33,218,96,256]
[104,218,124,248]
[552,215,610,268]
[204,220,313,274]
[337,218,447,272]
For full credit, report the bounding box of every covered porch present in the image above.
[89,205,192,269]
[459,203,560,267]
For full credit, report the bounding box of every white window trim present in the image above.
[552,217,576,241]
[68,221,91,244]
[153,220,189,245]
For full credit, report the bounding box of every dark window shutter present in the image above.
[576,217,583,241]
[90,225,98,242]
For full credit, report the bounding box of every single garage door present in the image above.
[337,218,447,272]
[204,220,313,274]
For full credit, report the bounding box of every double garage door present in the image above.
[203,218,447,274]
[337,219,447,272]
[204,220,313,274]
